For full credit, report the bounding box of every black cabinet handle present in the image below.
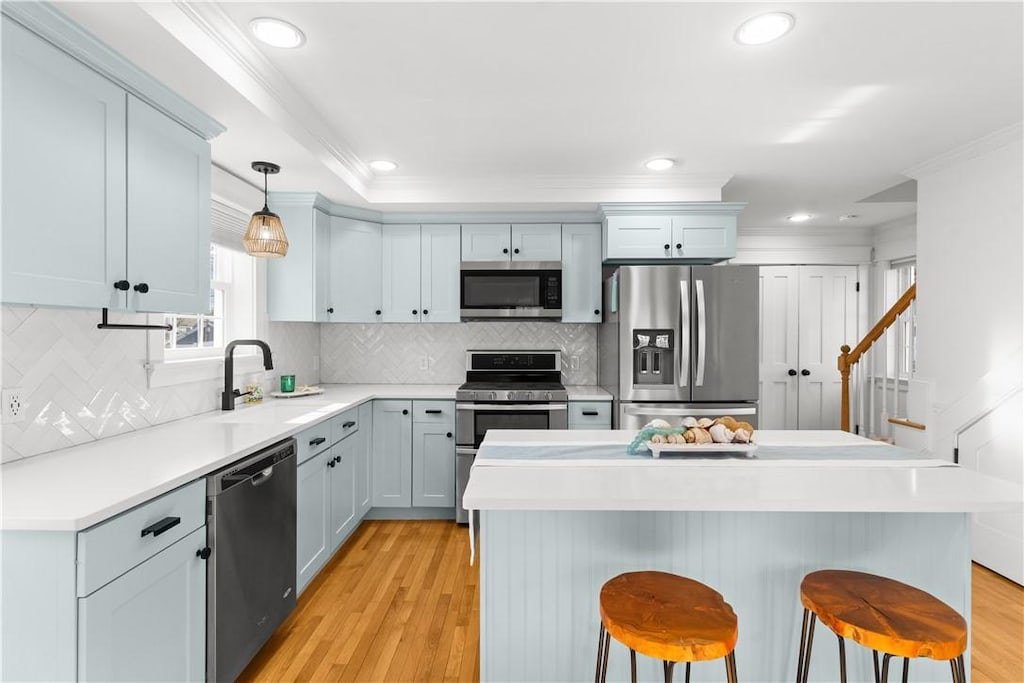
[788,369,798,377]
[582,410,599,416]
[335,455,342,464]
[801,369,811,376]
[675,243,682,250]
[309,436,327,446]
[422,309,429,315]
[425,409,442,414]
[342,420,356,429]
[327,307,334,314]
[514,248,520,254]
[412,309,418,315]
[402,409,409,415]
[663,244,670,250]
[375,309,382,315]
[196,547,212,560]
[133,283,149,294]
[113,280,130,291]
[502,248,509,254]
[141,516,180,538]
[446,432,453,438]
[327,459,335,468]
[594,309,600,315]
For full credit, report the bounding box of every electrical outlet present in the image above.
[570,355,580,371]
[3,388,25,424]
[419,355,429,370]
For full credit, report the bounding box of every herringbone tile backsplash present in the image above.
[1,305,319,463]
[320,322,597,385]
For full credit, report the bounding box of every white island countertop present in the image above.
[0,384,460,532]
[463,429,1024,513]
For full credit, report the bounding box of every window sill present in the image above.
[146,354,266,389]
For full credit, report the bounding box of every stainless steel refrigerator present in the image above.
[598,265,760,429]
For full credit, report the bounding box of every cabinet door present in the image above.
[329,439,357,550]
[412,423,455,508]
[331,217,383,322]
[126,96,211,315]
[604,216,672,260]
[267,204,315,321]
[670,215,736,260]
[296,450,330,594]
[78,527,206,682]
[356,402,373,517]
[381,225,422,322]
[420,224,461,323]
[560,224,602,323]
[461,224,511,261]
[1,20,127,310]
[511,224,561,261]
[372,400,412,507]
[314,209,332,322]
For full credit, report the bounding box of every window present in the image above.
[884,260,917,379]
[163,246,226,359]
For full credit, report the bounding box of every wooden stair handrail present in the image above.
[838,283,917,432]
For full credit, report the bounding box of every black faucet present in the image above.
[222,339,274,410]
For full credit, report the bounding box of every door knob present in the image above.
[788,369,797,376]
[133,283,149,294]
[113,280,130,291]
[801,369,811,376]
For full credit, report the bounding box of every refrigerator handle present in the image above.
[695,279,706,387]
[679,279,689,387]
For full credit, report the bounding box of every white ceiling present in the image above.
[56,2,1023,229]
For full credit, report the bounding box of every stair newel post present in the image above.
[839,345,852,432]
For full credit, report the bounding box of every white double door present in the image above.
[759,266,859,430]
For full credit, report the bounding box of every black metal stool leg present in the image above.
[630,650,637,683]
[796,609,810,683]
[600,629,611,683]
[595,623,605,683]
[685,661,691,683]
[663,660,676,683]
[901,657,909,683]
[958,655,966,683]
[837,636,847,683]
[873,651,881,683]
[800,613,817,683]
[950,658,960,683]
[726,651,738,683]
[880,653,893,683]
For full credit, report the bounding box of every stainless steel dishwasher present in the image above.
[206,438,297,682]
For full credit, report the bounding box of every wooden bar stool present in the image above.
[595,571,739,683]
[796,570,968,683]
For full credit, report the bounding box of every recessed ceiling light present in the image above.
[370,160,398,172]
[645,158,676,171]
[250,18,305,49]
[735,12,795,46]
[787,213,813,223]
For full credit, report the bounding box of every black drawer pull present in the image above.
[582,410,599,416]
[342,420,356,429]
[309,436,327,446]
[141,516,180,538]
[196,547,212,560]
[424,409,442,414]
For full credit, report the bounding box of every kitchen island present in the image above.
[462,430,1023,683]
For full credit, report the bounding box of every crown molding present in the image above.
[138,2,371,197]
[2,2,225,139]
[738,224,873,241]
[903,121,1023,179]
[600,200,745,218]
[729,245,873,266]
[267,192,333,213]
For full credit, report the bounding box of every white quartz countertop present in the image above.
[565,386,612,401]
[0,384,459,532]
[462,430,1024,513]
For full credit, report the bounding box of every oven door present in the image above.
[456,402,569,448]
[460,262,562,319]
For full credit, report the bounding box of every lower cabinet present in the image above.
[329,436,358,549]
[372,400,413,507]
[412,422,456,507]
[373,399,455,509]
[296,448,331,593]
[356,401,373,517]
[78,527,206,682]
[569,400,613,429]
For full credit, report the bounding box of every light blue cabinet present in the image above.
[603,206,742,262]
[381,225,422,323]
[568,401,613,429]
[671,215,737,260]
[511,223,562,261]
[420,224,461,323]
[372,400,413,507]
[356,402,374,517]
[461,223,512,261]
[561,223,603,323]
[78,527,206,683]
[329,437,358,547]
[412,423,456,507]
[296,448,330,594]
[330,217,382,322]
[603,215,674,260]
[2,20,212,314]
[267,201,333,322]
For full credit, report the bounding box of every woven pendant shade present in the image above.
[243,209,288,258]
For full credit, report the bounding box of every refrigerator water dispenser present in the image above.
[632,329,674,385]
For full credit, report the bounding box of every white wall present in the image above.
[910,127,1023,453]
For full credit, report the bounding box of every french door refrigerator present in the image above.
[598,265,760,429]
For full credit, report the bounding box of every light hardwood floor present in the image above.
[241,521,1022,682]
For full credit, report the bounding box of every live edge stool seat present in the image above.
[796,569,968,683]
[596,571,739,683]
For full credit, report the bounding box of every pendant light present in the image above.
[244,161,289,258]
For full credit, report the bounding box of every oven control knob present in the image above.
[521,391,533,401]
[488,392,496,401]
[544,392,552,400]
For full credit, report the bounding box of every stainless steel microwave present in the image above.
[460,261,562,319]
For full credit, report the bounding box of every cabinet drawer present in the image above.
[296,421,334,465]
[331,407,360,444]
[568,401,612,429]
[77,479,205,597]
[412,400,454,425]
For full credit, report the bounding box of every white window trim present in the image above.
[145,251,269,389]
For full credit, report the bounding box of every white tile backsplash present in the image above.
[320,322,597,385]
[1,305,319,463]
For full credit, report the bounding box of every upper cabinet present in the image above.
[602,203,744,263]
[382,224,460,323]
[330,217,383,322]
[266,201,332,322]
[381,224,422,323]
[561,224,603,323]
[0,13,221,315]
[462,223,561,262]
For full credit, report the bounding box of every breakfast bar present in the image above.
[462,430,1023,683]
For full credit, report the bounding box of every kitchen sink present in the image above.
[210,403,342,425]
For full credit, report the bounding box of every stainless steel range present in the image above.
[455,350,568,523]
